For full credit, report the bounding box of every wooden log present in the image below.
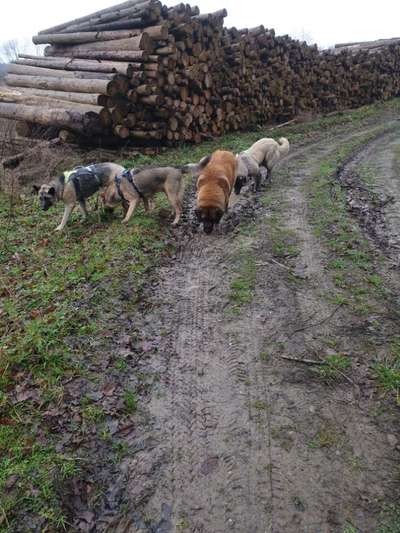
[43,50,149,62]
[8,63,114,80]
[44,34,154,56]
[16,56,132,75]
[5,74,116,96]
[56,1,159,34]
[33,29,156,46]
[75,16,145,33]
[1,86,102,105]
[0,89,102,114]
[0,102,102,134]
[114,124,130,138]
[38,0,153,34]
[130,129,163,140]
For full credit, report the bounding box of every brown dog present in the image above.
[195,150,237,234]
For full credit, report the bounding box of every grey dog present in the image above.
[34,162,125,231]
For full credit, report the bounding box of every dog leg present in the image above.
[78,200,88,220]
[122,198,140,223]
[254,170,262,191]
[171,202,182,225]
[143,197,155,212]
[55,204,74,231]
[167,195,182,225]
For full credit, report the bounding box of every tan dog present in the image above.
[195,150,237,234]
[33,163,125,231]
[243,137,290,178]
[235,152,261,193]
[102,166,186,225]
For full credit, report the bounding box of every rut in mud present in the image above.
[94,117,400,533]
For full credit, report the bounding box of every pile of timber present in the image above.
[1,1,400,145]
[334,37,400,54]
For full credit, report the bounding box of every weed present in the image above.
[81,403,105,424]
[308,425,343,449]
[373,338,400,402]
[343,523,358,533]
[377,505,400,533]
[252,400,268,410]
[228,236,257,313]
[313,354,352,382]
[123,389,138,414]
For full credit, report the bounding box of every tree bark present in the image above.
[0,102,102,133]
[44,34,154,57]
[43,49,149,62]
[0,89,102,113]
[33,29,153,45]
[5,74,116,95]
[56,1,158,33]
[8,63,114,80]
[15,56,132,75]
[1,86,102,105]
[39,0,154,34]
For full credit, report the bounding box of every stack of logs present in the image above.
[1,0,400,145]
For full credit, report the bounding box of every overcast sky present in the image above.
[1,0,399,53]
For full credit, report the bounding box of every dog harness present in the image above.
[115,170,145,201]
[62,166,101,201]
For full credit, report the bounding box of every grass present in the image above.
[313,354,352,383]
[306,124,400,400]
[378,505,400,533]
[2,97,400,529]
[123,389,138,414]
[0,194,171,529]
[227,224,258,313]
[308,425,344,450]
[373,337,400,404]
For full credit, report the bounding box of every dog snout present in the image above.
[203,221,214,234]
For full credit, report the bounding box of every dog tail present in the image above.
[277,137,290,156]
[177,154,212,175]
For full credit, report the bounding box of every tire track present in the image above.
[107,118,400,533]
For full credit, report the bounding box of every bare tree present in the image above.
[0,38,44,63]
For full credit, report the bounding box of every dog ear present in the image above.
[48,186,56,196]
[32,184,40,194]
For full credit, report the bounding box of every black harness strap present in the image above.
[71,174,83,201]
[115,174,126,202]
[66,166,100,202]
[121,170,145,200]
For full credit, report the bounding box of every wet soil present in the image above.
[79,118,400,533]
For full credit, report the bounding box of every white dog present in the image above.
[243,137,290,178]
[235,152,261,193]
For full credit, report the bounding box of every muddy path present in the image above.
[95,119,400,533]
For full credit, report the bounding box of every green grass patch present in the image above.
[308,425,344,450]
[378,505,400,533]
[306,129,395,317]
[373,337,400,403]
[313,354,352,383]
[0,192,171,529]
[123,389,138,414]
[226,222,258,313]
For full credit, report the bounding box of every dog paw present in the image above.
[54,226,63,232]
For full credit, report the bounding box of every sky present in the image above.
[0,0,399,54]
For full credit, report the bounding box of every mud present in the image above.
[83,118,400,533]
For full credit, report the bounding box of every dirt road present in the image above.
[86,113,400,533]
